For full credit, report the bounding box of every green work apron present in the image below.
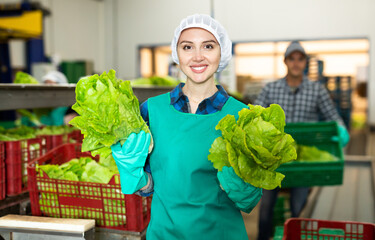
[147,93,249,240]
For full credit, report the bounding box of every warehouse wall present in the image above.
[9,0,375,125]
[115,0,211,79]
[213,0,375,125]
[113,0,375,126]
[41,0,103,67]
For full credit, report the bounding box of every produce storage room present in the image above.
[0,0,374,239]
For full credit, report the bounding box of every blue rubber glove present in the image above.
[217,166,262,213]
[332,124,350,147]
[111,131,151,194]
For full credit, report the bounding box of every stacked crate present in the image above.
[1,127,83,198]
[320,76,352,129]
[305,56,324,82]
[4,138,42,196]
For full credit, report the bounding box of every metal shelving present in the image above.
[0,84,173,111]
[133,86,174,103]
[0,84,76,110]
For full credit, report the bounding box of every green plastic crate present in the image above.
[273,226,284,240]
[60,61,87,84]
[273,196,287,228]
[277,121,344,188]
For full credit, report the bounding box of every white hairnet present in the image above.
[171,14,232,72]
[42,71,68,84]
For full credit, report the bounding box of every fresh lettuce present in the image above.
[130,76,179,86]
[80,161,115,184]
[37,156,119,183]
[35,125,74,136]
[16,109,42,126]
[0,125,36,141]
[296,145,338,162]
[99,154,120,173]
[208,104,297,190]
[69,70,152,158]
[37,156,126,227]
[13,71,39,84]
[0,125,76,142]
[37,165,64,179]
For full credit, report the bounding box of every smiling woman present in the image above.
[177,28,221,112]
[177,28,220,81]
[110,14,262,240]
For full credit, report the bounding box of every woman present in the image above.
[111,14,262,239]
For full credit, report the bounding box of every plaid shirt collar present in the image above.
[170,82,229,111]
[281,76,309,92]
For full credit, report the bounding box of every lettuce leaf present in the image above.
[208,104,297,190]
[99,155,120,174]
[80,161,114,184]
[130,76,179,86]
[13,71,39,84]
[69,70,152,158]
[16,109,42,126]
[35,125,74,135]
[296,145,338,162]
[37,165,64,179]
[0,125,36,141]
[36,156,118,184]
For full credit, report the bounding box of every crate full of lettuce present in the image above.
[276,121,344,188]
[27,143,150,232]
[0,126,42,196]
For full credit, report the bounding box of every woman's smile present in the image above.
[190,64,208,73]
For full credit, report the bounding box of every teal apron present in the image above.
[147,93,249,240]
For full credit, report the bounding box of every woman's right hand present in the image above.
[111,130,151,194]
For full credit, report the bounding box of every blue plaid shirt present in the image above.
[138,83,229,196]
[140,82,229,124]
[255,76,344,125]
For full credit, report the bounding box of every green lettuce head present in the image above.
[69,69,152,158]
[14,71,39,84]
[208,104,297,190]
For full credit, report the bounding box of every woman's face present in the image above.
[177,28,221,84]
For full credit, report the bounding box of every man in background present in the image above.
[255,41,349,240]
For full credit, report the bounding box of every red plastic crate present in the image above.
[27,143,151,232]
[5,138,42,196]
[39,134,65,154]
[38,127,83,154]
[0,141,5,200]
[67,129,83,144]
[282,218,375,240]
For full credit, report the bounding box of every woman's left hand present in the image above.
[217,166,263,213]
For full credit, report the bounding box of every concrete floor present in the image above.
[311,159,374,222]
[241,127,375,240]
